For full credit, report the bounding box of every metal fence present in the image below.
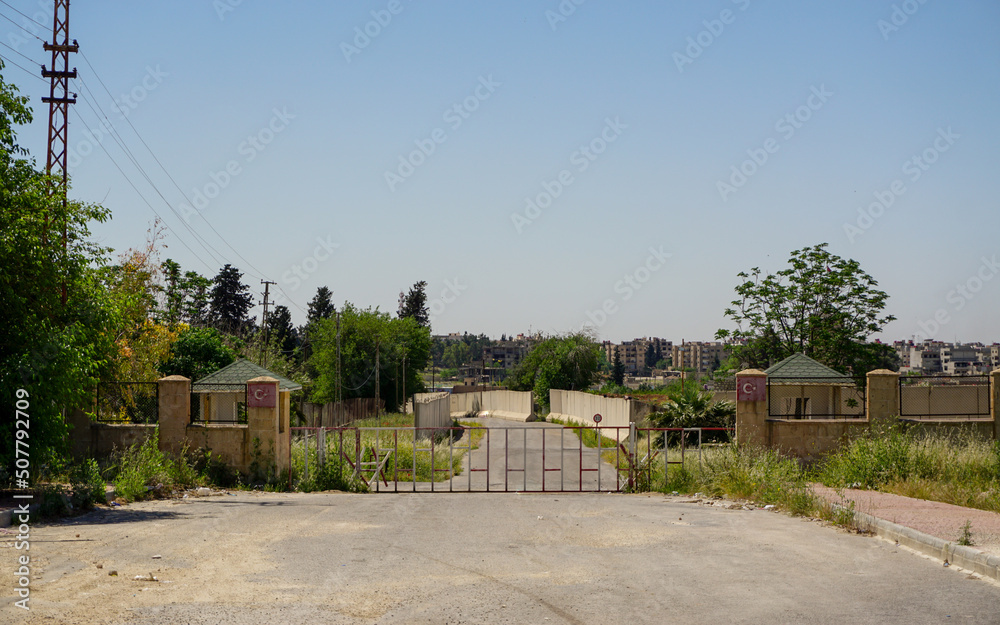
[899,375,991,418]
[290,424,732,493]
[96,382,159,423]
[767,377,866,419]
[190,383,248,424]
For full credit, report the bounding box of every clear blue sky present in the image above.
[2,0,998,344]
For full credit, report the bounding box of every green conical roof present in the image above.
[193,358,302,391]
[764,353,852,384]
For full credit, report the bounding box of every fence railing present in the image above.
[899,374,991,418]
[96,382,159,424]
[767,377,866,419]
[190,383,248,424]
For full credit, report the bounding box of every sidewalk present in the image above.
[813,485,1000,582]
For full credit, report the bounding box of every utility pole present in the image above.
[41,0,78,304]
[336,312,342,426]
[375,341,380,425]
[259,280,275,367]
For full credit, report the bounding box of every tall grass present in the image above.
[107,429,201,501]
[818,425,1000,512]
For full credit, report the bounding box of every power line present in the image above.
[0,38,42,66]
[0,8,43,41]
[72,77,232,270]
[0,51,44,82]
[77,51,274,284]
[68,106,218,275]
[0,0,47,29]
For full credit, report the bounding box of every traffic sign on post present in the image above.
[593,413,602,424]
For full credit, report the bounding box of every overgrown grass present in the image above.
[817,424,1000,513]
[291,416,486,490]
[107,430,202,501]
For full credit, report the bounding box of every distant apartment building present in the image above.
[603,337,672,375]
[894,340,997,375]
[483,340,529,371]
[670,341,729,375]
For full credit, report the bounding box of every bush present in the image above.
[70,458,107,508]
[108,430,200,501]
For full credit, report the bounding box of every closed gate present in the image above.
[290,421,728,493]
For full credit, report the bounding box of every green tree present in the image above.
[504,332,601,409]
[267,304,298,356]
[715,243,896,376]
[159,326,237,381]
[307,286,335,323]
[611,348,626,386]
[309,303,431,411]
[0,65,117,470]
[209,264,253,335]
[397,280,430,327]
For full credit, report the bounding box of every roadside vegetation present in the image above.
[291,414,486,491]
[558,420,1000,524]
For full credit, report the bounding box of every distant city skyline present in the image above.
[1,1,996,344]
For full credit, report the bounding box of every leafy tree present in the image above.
[611,348,626,386]
[442,341,472,370]
[397,280,429,327]
[307,286,335,323]
[643,343,657,375]
[0,65,117,470]
[309,303,430,411]
[715,244,896,376]
[160,258,184,325]
[159,326,237,381]
[266,305,298,355]
[504,332,601,409]
[209,264,253,335]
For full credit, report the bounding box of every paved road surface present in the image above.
[5,491,999,624]
[386,417,626,493]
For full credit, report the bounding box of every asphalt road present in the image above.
[5,491,1000,624]
[397,417,625,493]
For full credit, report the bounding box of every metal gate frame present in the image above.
[290,424,730,493]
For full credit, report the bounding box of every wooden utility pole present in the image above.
[259,280,275,366]
[41,0,78,304]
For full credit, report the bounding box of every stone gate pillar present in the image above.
[158,375,190,456]
[735,369,768,446]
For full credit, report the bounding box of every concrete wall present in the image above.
[548,390,631,429]
[414,392,452,430]
[736,368,1000,464]
[450,390,533,422]
[71,375,293,477]
[300,398,382,427]
[900,384,991,417]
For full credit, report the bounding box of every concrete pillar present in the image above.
[991,369,1000,441]
[158,375,191,456]
[866,369,899,428]
[246,377,289,475]
[735,369,768,446]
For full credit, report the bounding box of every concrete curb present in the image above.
[854,510,1000,583]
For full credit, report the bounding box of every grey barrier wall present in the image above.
[414,392,452,430]
[449,390,534,422]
